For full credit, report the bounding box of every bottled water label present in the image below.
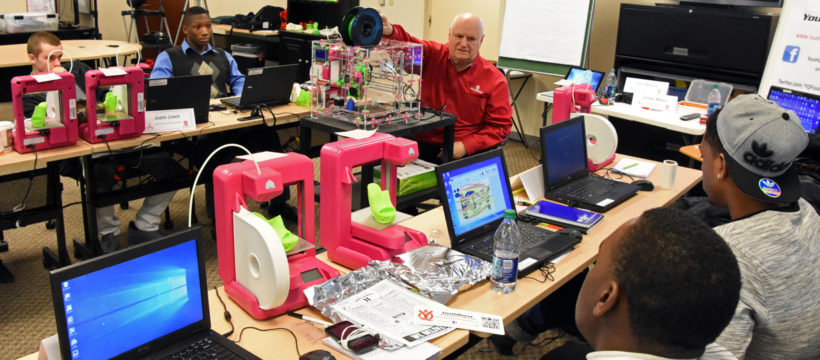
[492,256,518,283]
[707,102,719,115]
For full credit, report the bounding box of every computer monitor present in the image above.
[58,0,80,26]
[565,67,604,91]
[438,149,514,238]
[50,227,208,360]
[767,86,819,134]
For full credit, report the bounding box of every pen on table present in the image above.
[287,312,334,326]
[622,162,638,170]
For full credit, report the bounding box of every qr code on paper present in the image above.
[481,316,500,330]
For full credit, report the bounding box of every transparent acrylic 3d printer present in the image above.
[309,39,423,129]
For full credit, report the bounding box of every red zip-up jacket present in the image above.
[386,25,512,155]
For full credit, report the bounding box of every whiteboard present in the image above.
[498,0,595,76]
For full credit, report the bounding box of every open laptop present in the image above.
[221,64,298,110]
[767,86,819,134]
[543,67,605,98]
[145,75,211,124]
[541,116,639,213]
[49,226,260,360]
[436,149,582,276]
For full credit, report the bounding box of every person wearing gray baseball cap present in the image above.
[700,94,820,359]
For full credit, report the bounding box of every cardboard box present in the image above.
[374,159,437,197]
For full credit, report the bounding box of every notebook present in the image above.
[525,200,603,233]
[145,75,211,124]
[767,86,819,134]
[221,64,298,110]
[540,116,639,213]
[49,226,260,360]
[435,149,582,276]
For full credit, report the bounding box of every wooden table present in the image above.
[0,142,93,272]
[680,144,703,162]
[399,154,702,327]
[75,102,310,257]
[0,40,142,68]
[209,287,469,359]
[212,24,279,37]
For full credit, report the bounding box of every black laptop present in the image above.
[221,64,298,110]
[541,117,639,213]
[145,75,211,123]
[49,226,260,360]
[543,67,605,97]
[436,149,582,276]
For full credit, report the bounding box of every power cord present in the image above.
[213,287,234,337]
[524,262,556,283]
[13,146,38,213]
[234,327,302,358]
[213,286,301,357]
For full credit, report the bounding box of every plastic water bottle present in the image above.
[491,209,521,294]
[605,68,618,98]
[707,84,721,115]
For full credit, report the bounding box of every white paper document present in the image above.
[613,158,656,178]
[144,108,196,133]
[236,151,286,162]
[329,280,454,348]
[411,306,504,335]
[337,129,377,139]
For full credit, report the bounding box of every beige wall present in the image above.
[0,2,27,13]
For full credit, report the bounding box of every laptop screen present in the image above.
[439,151,513,237]
[767,86,819,134]
[541,117,588,189]
[566,67,604,91]
[51,229,206,360]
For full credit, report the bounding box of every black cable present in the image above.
[524,262,556,283]
[265,105,277,127]
[13,147,38,212]
[131,133,161,169]
[102,136,113,155]
[62,201,83,209]
[234,327,301,358]
[213,287,235,338]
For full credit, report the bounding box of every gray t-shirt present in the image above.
[714,198,820,359]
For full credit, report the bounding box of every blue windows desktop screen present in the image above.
[59,240,203,359]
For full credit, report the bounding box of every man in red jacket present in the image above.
[382,13,512,161]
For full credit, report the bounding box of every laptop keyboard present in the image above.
[556,176,613,199]
[461,223,556,260]
[164,337,243,360]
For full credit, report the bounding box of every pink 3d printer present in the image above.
[320,133,428,269]
[552,83,616,171]
[81,67,145,143]
[213,152,339,320]
[552,83,596,124]
[10,72,78,153]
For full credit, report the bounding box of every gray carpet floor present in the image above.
[0,134,575,360]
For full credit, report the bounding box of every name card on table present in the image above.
[624,78,669,97]
[145,108,196,133]
[632,94,679,112]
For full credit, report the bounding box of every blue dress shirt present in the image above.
[150,40,245,96]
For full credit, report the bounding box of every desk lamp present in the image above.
[80,67,146,143]
[320,133,428,269]
[213,152,340,320]
[11,72,78,153]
